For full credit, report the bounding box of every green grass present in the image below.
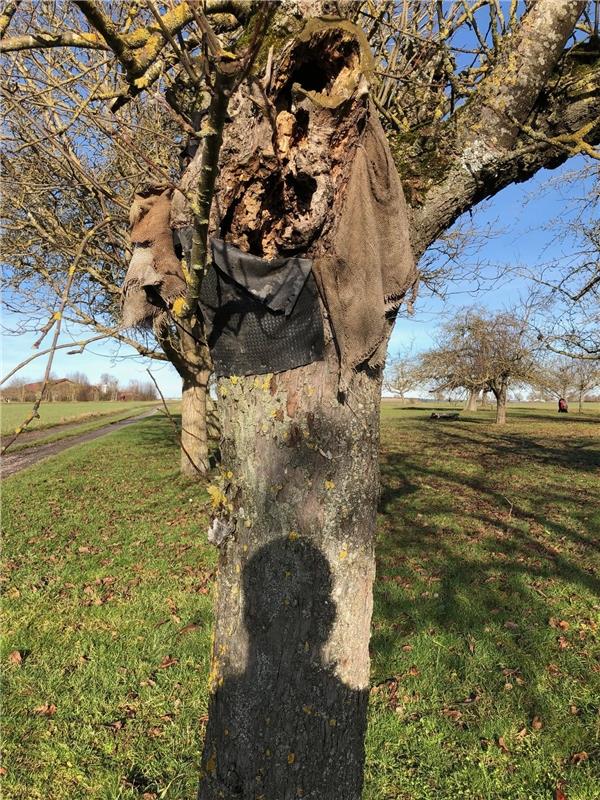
[2,407,599,799]
[5,406,164,453]
[0,401,157,436]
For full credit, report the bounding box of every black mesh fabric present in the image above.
[199,240,325,377]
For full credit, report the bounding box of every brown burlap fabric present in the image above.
[313,105,417,390]
[122,188,186,328]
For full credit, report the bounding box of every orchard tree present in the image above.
[418,309,541,424]
[384,347,419,401]
[2,1,599,798]
[536,354,600,410]
[0,56,216,475]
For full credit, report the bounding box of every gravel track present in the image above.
[1,409,158,478]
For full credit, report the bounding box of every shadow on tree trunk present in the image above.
[198,536,368,800]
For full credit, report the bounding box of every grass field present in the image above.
[2,405,599,799]
[0,401,158,436]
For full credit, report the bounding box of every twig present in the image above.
[182,2,275,318]
[146,368,205,477]
[1,220,110,455]
[0,332,115,386]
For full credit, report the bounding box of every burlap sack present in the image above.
[313,105,417,390]
[121,188,186,328]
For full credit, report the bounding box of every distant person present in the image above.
[558,397,568,413]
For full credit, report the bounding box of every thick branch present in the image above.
[458,0,586,153]
[0,30,108,52]
[408,6,598,256]
[1,1,249,65]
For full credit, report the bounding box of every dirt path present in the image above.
[1,405,153,447]
[1,409,159,479]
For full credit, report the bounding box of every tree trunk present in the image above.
[494,384,508,425]
[198,352,379,800]
[464,388,479,412]
[180,371,210,477]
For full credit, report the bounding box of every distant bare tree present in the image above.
[99,373,120,401]
[572,359,600,411]
[384,347,419,401]
[534,353,600,411]
[418,309,541,424]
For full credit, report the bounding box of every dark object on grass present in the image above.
[430,412,460,420]
[558,398,568,413]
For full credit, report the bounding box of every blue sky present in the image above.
[388,156,589,357]
[1,157,588,398]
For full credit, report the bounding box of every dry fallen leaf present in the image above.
[557,636,570,650]
[554,783,567,800]
[497,736,510,754]
[442,708,462,721]
[570,751,588,765]
[504,621,519,630]
[516,727,527,739]
[177,623,201,636]
[158,656,178,670]
[401,644,413,652]
[532,715,543,730]
[8,650,22,666]
[34,703,57,716]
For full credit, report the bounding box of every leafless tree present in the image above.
[0,25,217,472]
[520,165,600,359]
[534,353,600,411]
[418,309,541,424]
[384,346,419,400]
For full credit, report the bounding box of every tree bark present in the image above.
[198,349,379,800]
[196,17,388,792]
[494,383,508,425]
[180,370,210,477]
[464,388,479,412]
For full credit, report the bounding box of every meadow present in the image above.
[2,404,599,799]
[0,400,158,436]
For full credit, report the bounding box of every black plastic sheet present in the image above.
[199,239,324,377]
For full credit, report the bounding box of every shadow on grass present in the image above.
[373,415,600,717]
